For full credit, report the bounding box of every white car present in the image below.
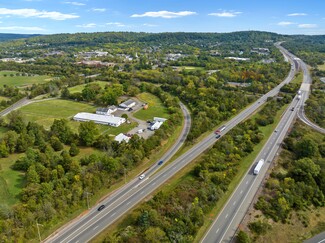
[139,174,145,180]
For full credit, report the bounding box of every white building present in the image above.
[114,133,131,143]
[96,106,117,115]
[154,117,168,122]
[119,99,136,109]
[149,121,163,130]
[73,112,125,127]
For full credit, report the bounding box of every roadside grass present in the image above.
[0,71,51,87]
[0,96,9,101]
[0,153,25,206]
[250,207,325,243]
[67,81,109,94]
[291,72,303,85]
[318,63,325,71]
[134,92,169,120]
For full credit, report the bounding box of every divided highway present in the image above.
[46,44,297,243]
[201,45,313,243]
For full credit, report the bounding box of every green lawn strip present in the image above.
[291,72,303,85]
[67,81,109,94]
[0,96,9,101]
[193,103,289,242]
[0,153,25,206]
[134,92,169,120]
[0,71,51,87]
[318,63,325,71]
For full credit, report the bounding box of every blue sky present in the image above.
[0,0,324,35]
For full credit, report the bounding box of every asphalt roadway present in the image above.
[201,45,314,243]
[46,44,297,243]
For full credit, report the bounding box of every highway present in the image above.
[201,45,312,243]
[45,44,297,243]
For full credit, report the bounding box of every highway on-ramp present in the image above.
[46,45,297,243]
[201,45,312,243]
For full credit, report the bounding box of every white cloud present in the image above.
[143,23,158,27]
[76,23,96,28]
[288,13,307,17]
[131,11,196,19]
[64,2,86,6]
[277,21,295,26]
[106,22,125,27]
[0,26,45,31]
[298,24,317,28]
[91,8,106,12]
[208,11,242,17]
[0,8,79,20]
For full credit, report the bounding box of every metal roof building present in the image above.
[73,112,126,127]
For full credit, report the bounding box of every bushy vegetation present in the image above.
[0,86,181,241]
[254,123,325,224]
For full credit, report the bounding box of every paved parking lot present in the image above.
[113,97,155,139]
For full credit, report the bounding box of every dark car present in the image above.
[216,134,221,139]
[158,160,163,165]
[98,205,105,211]
[291,107,294,111]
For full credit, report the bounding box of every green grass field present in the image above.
[318,63,325,71]
[134,92,169,120]
[0,71,51,88]
[0,153,25,206]
[68,81,109,94]
[17,99,136,135]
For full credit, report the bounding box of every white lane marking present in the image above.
[111,212,116,217]
[233,201,236,206]
[93,226,98,231]
[140,191,144,195]
[152,182,156,186]
[225,214,228,219]
[126,201,131,206]
[216,228,220,234]
[246,180,248,185]
[240,190,243,194]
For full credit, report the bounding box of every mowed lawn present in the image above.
[0,153,25,206]
[0,71,51,87]
[68,81,109,94]
[18,99,136,135]
[134,92,169,120]
[318,63,325,71]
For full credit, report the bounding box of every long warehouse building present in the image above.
[73,112,126,127]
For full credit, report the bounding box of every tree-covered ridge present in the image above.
[0,33,39,42]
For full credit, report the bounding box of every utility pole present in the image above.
[85,191,92,209]
[36,221,43,243]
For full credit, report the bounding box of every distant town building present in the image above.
[225,57,250,61]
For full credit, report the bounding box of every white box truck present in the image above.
[254,159,264,175]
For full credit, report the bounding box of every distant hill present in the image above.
[0,33,40,42]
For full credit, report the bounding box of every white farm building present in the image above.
[73,112,125,127]
[119,99,136,109]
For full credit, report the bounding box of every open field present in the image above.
[0,153,25,206]
[134,92,169,120]
[17,99,135,135]
[67,81,109,94]
[318,63,325,71]
[0,71,51,87]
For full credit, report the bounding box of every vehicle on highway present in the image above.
[291,107,294,111]
[216,134,221,139]
[253,159,264,175]
[297,95,302,100]
[139,174,145,180]
[158,160,163,165]
[215,125,226,134]
[97,205,105,211]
